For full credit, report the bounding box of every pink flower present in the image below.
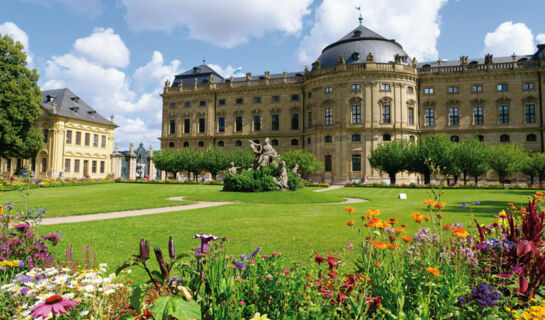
[28,295,79,319]
[347,242,353,249]
[262,255,269,259]
[272,252,278,256]
[239,301,246,305]
[297,260,302,264]
[249,260,256,264]
[497,273,511,278]
[283,269,290,274]
[322,291,335,298]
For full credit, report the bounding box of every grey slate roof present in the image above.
[172,64,224,86]
[417,55,534,68]
[317,25,410,68]
[39,88,117,127]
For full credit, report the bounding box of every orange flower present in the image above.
[365,218,391,229]
[372,241,389,249]
[366,209,381,216]
[424,216,430,221]
[388,217,399,224]
[374,262,381,267]
[426,267,440,277]
[442,224,452,230]
[395,227,405,233]
[452,227,469,238]
[401,223,407,228]
[388,235,397,242]
[346,220,355,227]
[423,200,437,206]
[434,202,445,209]
[402,236,412,243]
[436,213,443,219]
[410,212,423,220]
[388,243,398,250]
[344,206,355,213]
[415,219,423,224]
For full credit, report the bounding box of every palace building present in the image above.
[0,88,118,179]
[160,23,545,184]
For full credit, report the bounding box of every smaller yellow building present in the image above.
[0,88,118,179]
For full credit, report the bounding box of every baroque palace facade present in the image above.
[0,88,118,179]
[160,24,545,184]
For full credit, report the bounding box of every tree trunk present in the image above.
[212,172,217,181]
[424,173,431,185]
[389,173,396,185]
[446,178,451,186]
[474,176,479,185]
[453,174,459,185]
[463,172,468,185]
[529,175,534,185]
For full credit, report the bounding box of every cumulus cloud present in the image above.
[206,63,243,78]
[483,22,536,56]
[121,0,312,48]
[0,21,32,64]
[133,51,180,92]
[20,0,103,17]
[42,29,181,149]
[537,33,545,45]
[73,28,130,68]
[297,0,448,65]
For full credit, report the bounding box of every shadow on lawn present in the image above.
[445,200,532,219]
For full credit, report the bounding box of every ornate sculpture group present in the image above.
[227,138,298,191]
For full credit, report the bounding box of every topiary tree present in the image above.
[522,153,545,185]
[0,34,44,159]
[228,149,254,169]
[185,149,205,181]
[407,135,452,185]
[152,150,178,175]
[522,154,538,185]
[454,137,490,185]
[488,143,527,185]
[201,148,230,180]
[280,149,323,180]
[368,140,409,185]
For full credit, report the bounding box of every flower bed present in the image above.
[1,176,115,192]
[115,178,224,185]
[345,181,545,190]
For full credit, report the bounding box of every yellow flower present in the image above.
[410,212,423,220]
[250,312,271,320]
[344,206,355,213]
[366,209,380,216]
[423,200,437,206]
[452,227,469,238]
[372,241,389,249]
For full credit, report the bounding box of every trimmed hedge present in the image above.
[223,165,303,192]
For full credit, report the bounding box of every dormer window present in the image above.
[69,107,79,113]
[71,96,80,103]
[351,52,360,61]
[87,110,96,117]
[46,95,56,103]
[353,30,362,37]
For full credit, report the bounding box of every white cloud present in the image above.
[297,0,448,65]
[133,51,180,92]
[0,21,32,64]
[537,33,545,44]
[483,22,536,56]
[21,0,103,17]
[121,0,313,48]
[73,27,130,68]
[206,63,243,78]
[42,29,181,149]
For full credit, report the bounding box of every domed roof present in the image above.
[317,25,410,68]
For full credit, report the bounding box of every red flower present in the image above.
[314,253,324,264]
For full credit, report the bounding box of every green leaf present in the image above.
[150,296,201,320]
[129,285,146,313]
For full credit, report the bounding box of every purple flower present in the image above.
[14,224,31,232]
[13,274,32,284]
[193,233,218,255]
[511,266,524,275]
[20,287,30,296]
[457,283,502,308]
[473,201,480,205]
[232,259,246,271]
[460,202,468,210]
[347,242,353,249]
[248,247,261,259]
[496,273,511,278]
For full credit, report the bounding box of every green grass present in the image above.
[28,185,536,284]
[0,184,346,217]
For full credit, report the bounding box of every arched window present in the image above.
[183,142,189,148]
[235,140,242,147]
[271,139,279,146]
[478,135,484,142]
[527,134,537,142]
[217,141,224,147]
[409,135,415,142]
[168,142,175,148]
[450,135,460,143]
[307,137,311,145]
[291,139,299,146]
[500,134,510,142]
[325,135,332,143]
[198,141,204,147]
[383,134,391,141]
[352,134,361,142]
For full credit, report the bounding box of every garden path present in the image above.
[40,185,361,225]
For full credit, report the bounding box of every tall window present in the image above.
[382,105,391,123]
[291,114,299,130]
[199,118,205,133]
[497,84,508,91]
[254,115,261,131]
[43,129,48,143]
[199,100,206,106]
[169,103,176,109]
[351,84,361,91]
[307,112,312,128]
[425,108,435,126]
[236,98,243,104]
[92,160,97,173]
[325,108,332,126]
[448,86,458,93]
[254,97,261,103]
[524,83,535,90]
[498,106,509,124]
[184,102,190,107]
[291,94,299,101]
[325,87,333,94]
[472,85,482,92]
[272,114,279,130]
[381,84,390,91]
[76,132,81,145]
[352,134,361,142]
[324,155,332,172]
[169,120,176,134]
[218,117,225,132]
[100,161,105,173]
[64,159,70,172]
[41,158,47,173]
[101,135,106,148]
[407,86,414,94]
[527,134,537,142]
[525,105,536,123]
[272,96,280,102]
[219,99,226,105]
[408,107,414,125]
[235,116,243,132]
[93,134,98,147]
[474,107,483,124]
[85,133,90,146]
[424,88,434,94]
[324,135,332,143]
[352,105,361,124]
[66,130,72,144]
[449,107,459,125]
[74,159,80,173]
[352,155,361,171]
[184,119,190,133]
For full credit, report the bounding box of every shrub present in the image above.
[223,167,276,192]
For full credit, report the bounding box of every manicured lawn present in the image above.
[0,184,345,217]
[31,185,536,285]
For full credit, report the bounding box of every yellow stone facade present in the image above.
[160,25,545,184]
[0,89,117,179]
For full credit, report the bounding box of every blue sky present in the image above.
[1,0,544,149]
